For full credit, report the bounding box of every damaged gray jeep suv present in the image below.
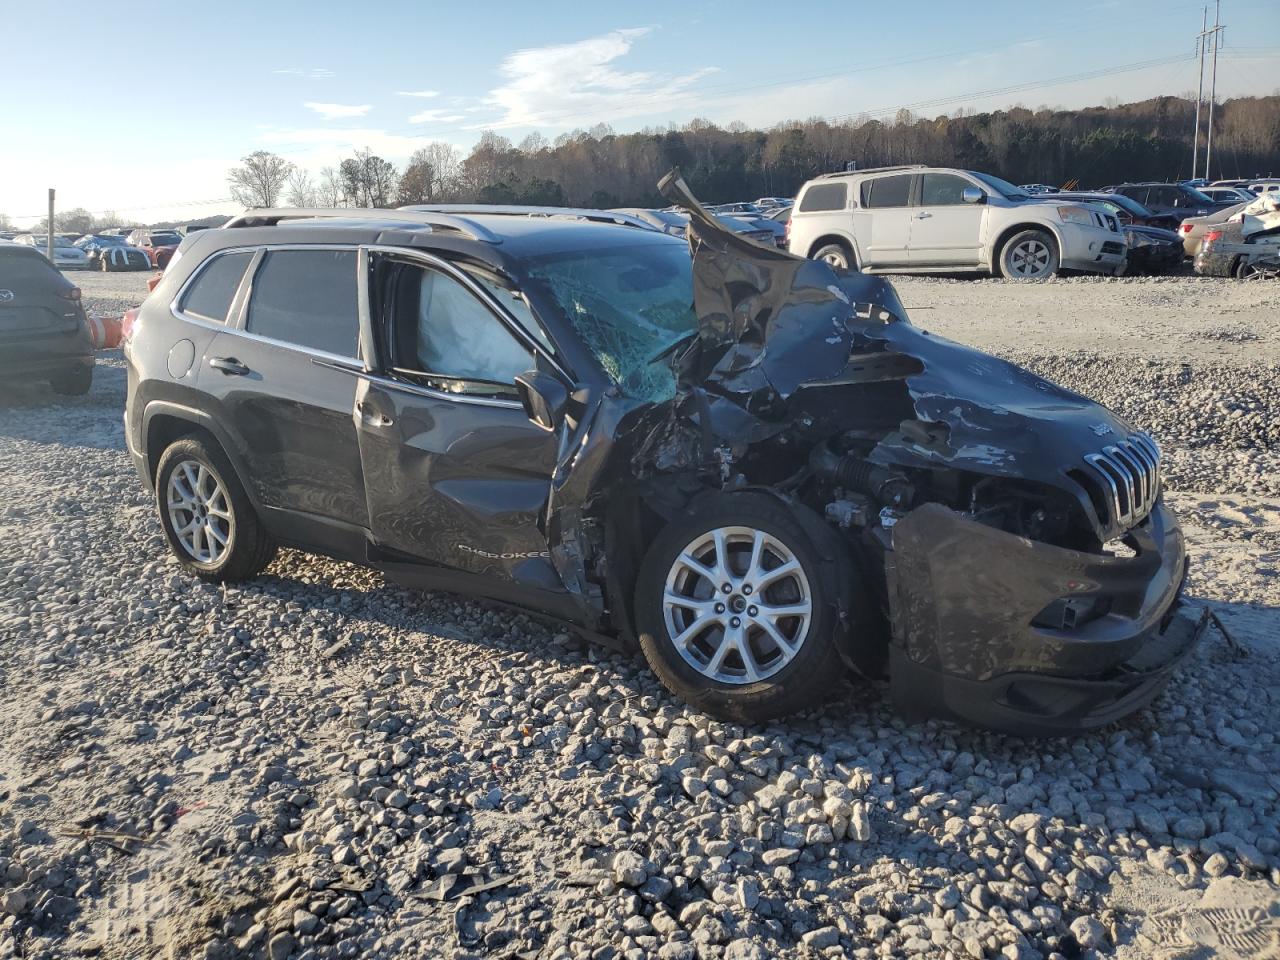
[123,172,1202,734]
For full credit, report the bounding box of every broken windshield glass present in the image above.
[525,241,698,402]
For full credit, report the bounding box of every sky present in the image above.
[1,0,1277,227]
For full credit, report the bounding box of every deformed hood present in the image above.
[654,169,1133,491]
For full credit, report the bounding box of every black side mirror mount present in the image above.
[514,370,569,432]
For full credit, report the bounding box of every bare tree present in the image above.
[339,148,399,207]
[285,168,318,207]
[317,167,343,207]
[227,151,295,208]
[396,149,436,205]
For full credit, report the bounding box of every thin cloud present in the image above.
[304,102,373,120]
[408,108,466,124]
[478,27,716,130]
[396,89,440,98]
[275,67,335,79]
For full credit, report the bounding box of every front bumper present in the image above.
[1057,222,1128,274]
[884,500,1199,735]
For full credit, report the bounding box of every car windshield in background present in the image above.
[524,240,696,402]
[1098,194,1153,218]
[150,234,182,246]
[969,171,1030,200]
[1183,185,1216,204]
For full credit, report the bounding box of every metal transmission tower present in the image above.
[1205,0,1224,180]
[1192,7,1208,180]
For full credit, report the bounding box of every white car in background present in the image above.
[12,234,90,270]
[787,165,1126,280]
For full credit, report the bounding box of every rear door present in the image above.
[858,173,914,266]
[907,172,983,265]
[196,246,370,557]
[353,248,567,596]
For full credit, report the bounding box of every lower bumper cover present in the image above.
[885,500,1198,735]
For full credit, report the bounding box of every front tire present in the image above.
[155,437,276,581]
[998,229,1060,280]
[635,494,848,722]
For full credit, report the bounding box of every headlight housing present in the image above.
[1056,205,1097,226]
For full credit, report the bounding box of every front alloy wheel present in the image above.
[636,494,851,722]
[999,229,1060,280]
[663,526,812,684]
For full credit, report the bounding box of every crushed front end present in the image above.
[560,170,1202,734]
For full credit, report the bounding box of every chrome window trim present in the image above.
[359,243,572,383]
[310,356,524,410]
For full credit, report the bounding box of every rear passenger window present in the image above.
[245,250,359,357]
[860,174,913,209]
[180,252,252,323]
[798,183,847,212]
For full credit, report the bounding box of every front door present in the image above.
[353,250,566,596]
[908,172,984,265]
[197,247,369,555]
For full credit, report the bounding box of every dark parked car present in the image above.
[123,185,1200,733]
[126,229,183,268]
[1103,183,1226,224]
[1120,224,1184,274]
[0,242,94,394]
[1049,192,1177,231]
[75,234,152,271]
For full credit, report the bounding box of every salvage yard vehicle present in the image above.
[1177,198,1253,257]
[125,228,183,268]
[788,166,1127,279]
[12,233,90,270]
[123,175,1201,734]
[74,233,152,271]
[1103,182,1225,224]
[0,241,94,394]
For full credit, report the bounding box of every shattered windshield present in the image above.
[525,240,697,402]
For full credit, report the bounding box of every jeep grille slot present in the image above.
[1083,433,1161,530]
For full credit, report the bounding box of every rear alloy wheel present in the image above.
[636,495,847,721]
[1234,258,1258,279]
[155,437,276,581]
[999,229,1060,280]
[812,242,853,272]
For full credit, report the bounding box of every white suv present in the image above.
[788,166,1126,280]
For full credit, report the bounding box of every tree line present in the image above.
[222,92,1276,211]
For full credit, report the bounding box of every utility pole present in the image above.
[1205,0,1224,181]
[1192,6,1208,180]
[46,189,54,263]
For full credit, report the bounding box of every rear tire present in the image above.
[812,242,854,273]
[635,493,848,722]
[49,364,92,396]
[998,229,1060,280]
[1234,258,1257,279]
[155,437,276,582]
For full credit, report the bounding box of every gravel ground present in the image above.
[0,272,1277,960]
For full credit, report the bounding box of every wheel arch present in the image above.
[989,221,1064,272]
[807,233,861,268]
[142,402,263,512]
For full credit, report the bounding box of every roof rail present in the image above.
[401,204,657,232]
[222,207,501,244]
[816,165,927,179]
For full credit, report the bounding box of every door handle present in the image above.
[915,212,933,219]
[209,356,250,376]
[357,402,393,428]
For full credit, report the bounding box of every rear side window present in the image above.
[798,183,847,212]
[860,174,913,209]
[180,252,252,323]
[245,249,359,357]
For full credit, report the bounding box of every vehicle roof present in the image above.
[178,205,683,268]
